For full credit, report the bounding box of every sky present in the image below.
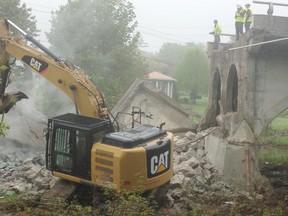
[21,0,288,53]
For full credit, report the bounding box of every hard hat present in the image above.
[245,3,250,6]
[237,4,241,8]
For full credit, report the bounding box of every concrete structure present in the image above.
[201,14,288,137]
[144,71,176,99]
[111,79,192,132]
[199,14,288,191]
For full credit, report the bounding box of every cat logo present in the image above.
[146,140,171,178]
[150,151,169,175]
[21,55,48,73]
[30,57,42,71]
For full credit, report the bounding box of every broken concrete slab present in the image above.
[111,79,193,132]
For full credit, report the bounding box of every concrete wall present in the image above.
[254,15,288,34]
[205,134,267,191]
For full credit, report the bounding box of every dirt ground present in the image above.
[155,163,288,216]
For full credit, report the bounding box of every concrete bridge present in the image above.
[199,14,288,191]
[202,14,288,137]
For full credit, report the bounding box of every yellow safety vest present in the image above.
[235,8,245,23]
[214,24,222,36]
[245,8,253,23]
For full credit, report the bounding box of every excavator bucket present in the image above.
[0,91,28,114]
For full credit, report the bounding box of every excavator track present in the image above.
[40,180,77,203]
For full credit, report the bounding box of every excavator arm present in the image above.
[0,19,109,119]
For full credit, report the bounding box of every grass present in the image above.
[258,135,288,146]
[259,116,288,146]
[255,146,288,164]
[0,189,157,216]
[257,114,288,164]
[180,96,208,124]
[191,97,208,116]
[270,117,288,131]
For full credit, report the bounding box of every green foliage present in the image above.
[175,46,209,100]
[269,117,288,131]
[66,200,93,216]
[47,0,147,107]
[257,114,288,164]
[147,42,202,75]
[158,42,199,67]
[258,115,288,146]
[0,0,39,36]
[262,202,286,216]
[181,96,208,124]
[1,191,37,213]
[3,191,19,204]
[0,120,10,137]
[102,188,157,216]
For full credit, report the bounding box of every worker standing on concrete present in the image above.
[210,19,222,50]
[235,4,245,40]
[244,3,253,32]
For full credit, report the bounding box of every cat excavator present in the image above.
[0,19,173,192]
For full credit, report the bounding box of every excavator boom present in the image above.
[0,19,109,119]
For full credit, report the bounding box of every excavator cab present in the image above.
[46,113,113,180]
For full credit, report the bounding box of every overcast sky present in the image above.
[21,0,288,52]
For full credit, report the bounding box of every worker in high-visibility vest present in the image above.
[235,4,245,40]
[210,19,222,50]
[244,3,253,32]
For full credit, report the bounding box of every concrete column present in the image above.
[167,81,171,97]
[170,82,174,98]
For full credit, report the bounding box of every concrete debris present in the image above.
[0,129,239,209]
[111,79,193,132]
[163,131,242,212]
[0,154,57,196]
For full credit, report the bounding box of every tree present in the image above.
[158,43,196,66]
[0,0,39,36]
[175,46,209,103]
[47,0,146,107]
[144,42,201,76]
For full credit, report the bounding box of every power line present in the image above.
[31,9,53,14]
[138,27,207,42]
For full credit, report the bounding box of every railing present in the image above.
[253,1,288,15]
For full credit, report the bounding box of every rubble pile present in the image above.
[0,127,239,211]
[0,151,57,196]
[164,129,239,213]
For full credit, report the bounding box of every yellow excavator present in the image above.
[0,19,173,191]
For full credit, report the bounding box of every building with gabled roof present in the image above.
[144,71,176,99]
